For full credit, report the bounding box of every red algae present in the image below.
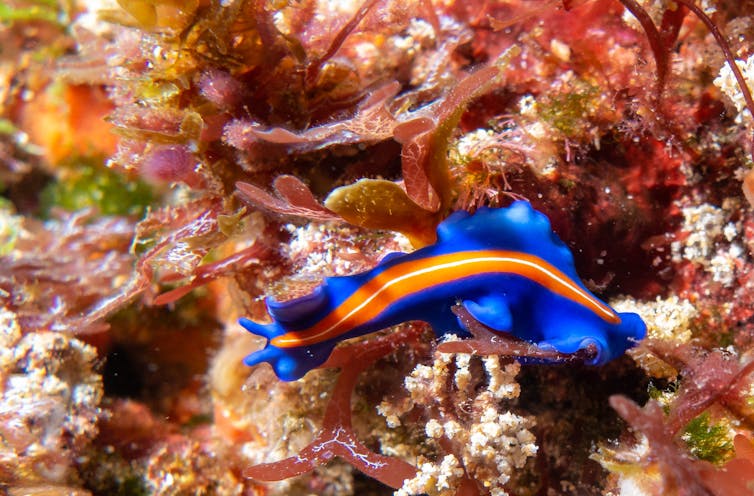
[244,326,423,489]
[0,210,139,335]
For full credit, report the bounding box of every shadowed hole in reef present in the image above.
[100,295,221,415]
[6,167,54,215]
[353,471,395,495]
[515,356,649,494]
[102,344,146,398]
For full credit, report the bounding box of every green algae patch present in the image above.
[40,159,154,218]
[682,412,734,465]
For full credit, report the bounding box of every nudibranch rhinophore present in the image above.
[240,201,646,381]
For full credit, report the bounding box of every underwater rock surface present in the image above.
[1,0,754,495]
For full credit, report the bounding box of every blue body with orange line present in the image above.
[240,201,646,381]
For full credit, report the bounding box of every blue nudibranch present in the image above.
[241,201,646,381]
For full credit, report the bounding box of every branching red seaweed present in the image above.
[437,305,599,363]
[244,326,424,489]
[610,348,754,495]
[674,0,754,127]
[236,175,342,221]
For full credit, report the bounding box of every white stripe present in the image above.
[276,254,618,345]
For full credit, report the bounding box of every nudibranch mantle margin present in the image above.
[240,201,646,381]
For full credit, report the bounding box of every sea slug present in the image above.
[241,201,646,380]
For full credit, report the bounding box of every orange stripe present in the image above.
[271,250,621,347]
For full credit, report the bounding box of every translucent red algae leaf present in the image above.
[437,305,598,363]
[272,175,332,215]
[235,176,341,221]
[393,117,436,143]
[305,0,381,86]
[398,64,503,213]
[400,132,441,212]
[743,169,754,208]
[244,326,423,489]
[154,242,274,305]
